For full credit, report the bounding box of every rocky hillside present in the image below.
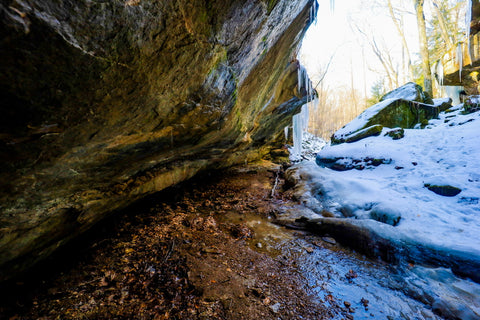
[286,84,480,285]
[0,0,315,280]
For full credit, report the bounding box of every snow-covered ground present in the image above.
[289,131,326,161]
[289,104,480,281]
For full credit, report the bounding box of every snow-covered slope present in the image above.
[290,104,480,281]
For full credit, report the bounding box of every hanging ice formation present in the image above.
[288,1,320,158]
[436,60,444,86]
[309,0,317,25]
[291,63,318,158]
[284,126,289,141]
[457,42,463,81]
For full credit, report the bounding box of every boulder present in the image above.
[424,184,462,197]
[380,82,425,103]
[463,95,480,114]
[331,83,452,144]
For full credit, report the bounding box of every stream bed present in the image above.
[223,210,480,320]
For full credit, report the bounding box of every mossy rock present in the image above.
[380,82,424,103]
[384,128,404,140]
[332,124,383,145]
[331,83,452,145]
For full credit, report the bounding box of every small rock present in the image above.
[361,298,369,308]
[256,242,263,248]
[270,302,281,313]
[305,247,314,253]
[202,247,222,254]
[345,269,358,281]
[344,301,351,308]
[320,210,335,218]
[321,236,336,245]
[346,314,354,320]
[412,162,418,166]
[394,166,404,170]
[384,127,405,140]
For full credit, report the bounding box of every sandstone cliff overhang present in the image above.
[0,0,316,281]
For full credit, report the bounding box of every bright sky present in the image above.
[299,0,420,95]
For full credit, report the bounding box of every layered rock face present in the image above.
[0,0,314,280]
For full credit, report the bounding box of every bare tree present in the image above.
[354,24,399,91]
[387,0,415,81]
[414,0,433,96]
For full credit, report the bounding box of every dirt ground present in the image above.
[0,161,335,320]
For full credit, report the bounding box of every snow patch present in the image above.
[290,105,480,276]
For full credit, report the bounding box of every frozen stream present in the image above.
[222,211,480,319]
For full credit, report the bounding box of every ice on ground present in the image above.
[292,105,480,279]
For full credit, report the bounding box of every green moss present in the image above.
[207,47,228,76]
[263,0,279,14]
[198,9,209,23]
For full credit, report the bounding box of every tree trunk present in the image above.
[414,0,433,96]
[388,0,414,81]
[431,0,455,53]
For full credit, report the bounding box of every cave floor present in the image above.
[0,161,344,320]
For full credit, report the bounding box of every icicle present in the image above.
[297,66,302,92]
[457,42,463,81]
[292,113,303,158]
[297,65,308,93]
[330,0,335,13]
[301,104,309,132]
[436,60,444,87]
[284,126,289,141]
[292,63,315,158]
[292,104,310,158]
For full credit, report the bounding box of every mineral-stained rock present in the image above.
[0,0,315,280]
